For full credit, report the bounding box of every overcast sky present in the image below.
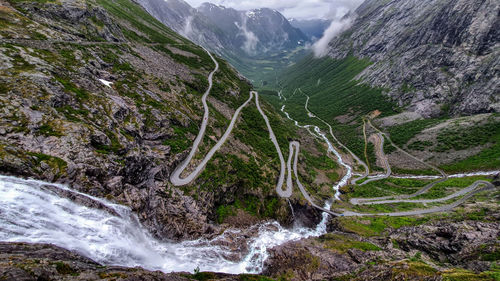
[182,0,364,20]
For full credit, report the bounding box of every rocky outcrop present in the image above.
[326,0,499,117]
[263,220,500,280]
[391,221,500,272]
[0,242,249,280]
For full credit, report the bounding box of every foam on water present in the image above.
[0,175,331,274]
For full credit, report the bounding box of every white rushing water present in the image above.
[0,175,331,274]
[281,104,353,199]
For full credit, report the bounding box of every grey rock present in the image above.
[326,0,499,116]
[0,242,248,280]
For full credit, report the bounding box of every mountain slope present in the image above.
[269,0,499,173]
[135,0,309,84]
[326,0,499,116]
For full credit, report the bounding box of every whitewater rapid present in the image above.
[0,175,330,274]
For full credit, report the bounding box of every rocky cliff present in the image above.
[325,0,499,117]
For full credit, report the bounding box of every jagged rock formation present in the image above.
[325,0,499,117]
[134,0,309,83]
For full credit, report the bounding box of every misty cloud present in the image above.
[235,18,259,54]
[184,0,364,20]
[181,16,194,38]
[313,16,354,57]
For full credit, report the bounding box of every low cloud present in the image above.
[235,18,259,54]
[312,15,354,57]
[184,0,364,20]
[181,16,194,38]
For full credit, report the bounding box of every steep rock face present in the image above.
[135,0,310,83]
[391,221,500,272]
[133,0,228,51]
[197,4,307,54]
[326,0,499,117]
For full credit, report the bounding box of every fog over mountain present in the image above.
[184,0,364,20]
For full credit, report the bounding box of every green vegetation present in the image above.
[392,261,438,278]
[442,268,498,281]
[236,106,284,160]
[318,233,381,253]
[345,178,429,198]
[56,105,89,122]
[481,249,500,262]
[387,118,443,146]
[91,130,123,154]
[55,76,89,101]
[302,150,338,170]
[37,123,63,137]
[278,55,398,120]
[408,140,433,151]
[352,201,425,213]
[215,194,281,223]
[259,55,399,160]
[414,176,490,199]
[53,262,78,276]
[96,0,178,44]
[222,47,308,88]
[435,120,500,152]
[163,123,198,154]
[335,216,430,237]
[27,152,67,174]
[437,117,500,172]
[441,138,500,172]
[390,166,440,176]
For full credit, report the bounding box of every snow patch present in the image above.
[99,79,113,88]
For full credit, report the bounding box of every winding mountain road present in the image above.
[366,119,447,178]
[288,142,341,216]
[343,181,496,217]
[170,48,497,218]
[281,88,497,217]
[359,132,392,185]
[354,180,491,205]
[169,49,290,196]
[297,89,369,184]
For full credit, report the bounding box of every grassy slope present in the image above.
[386,115,500,172]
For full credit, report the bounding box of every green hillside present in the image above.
[261,54,399,160]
